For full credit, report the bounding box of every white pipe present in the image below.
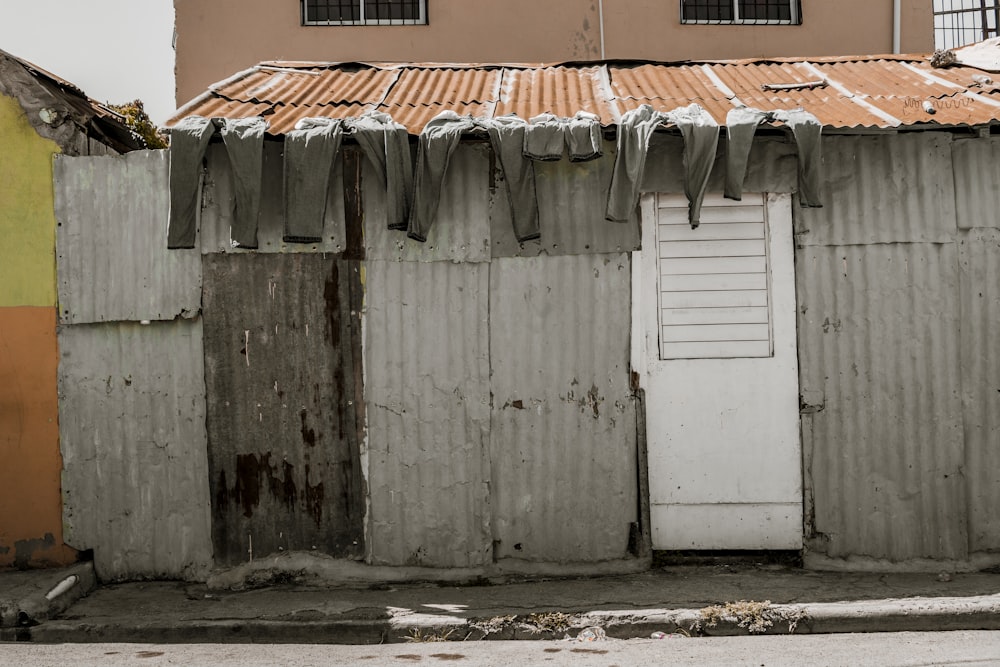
[598,0,606,60]
[893,0,902,54]
[44,575,79,601]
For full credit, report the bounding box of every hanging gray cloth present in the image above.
[167,116,214,249]
[486,115,540,242]
[606,104,664,223]
[523,112,603,162]
[524,113,565,161]
[664,103,720,228]
[565,111,603,162]
[774,109,823,208]
[407,110,476,242]
[724,106,773,201]
[349,111,414,230]
[283,118,344,243]
[221,117,268,248]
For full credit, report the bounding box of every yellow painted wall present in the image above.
[0,93,60,307]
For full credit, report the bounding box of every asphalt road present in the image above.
[2,630,999,666]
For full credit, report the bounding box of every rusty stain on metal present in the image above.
[203,254,365,565]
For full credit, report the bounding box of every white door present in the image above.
[633,192,802,549]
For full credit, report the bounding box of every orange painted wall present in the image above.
[175,0,935,105]
[0,307,76,568]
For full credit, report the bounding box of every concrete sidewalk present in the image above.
[3,560,1000,644]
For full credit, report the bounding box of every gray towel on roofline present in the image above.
[167,116,214,249]
[724,107,772,201]
[774,109,823,208]
[486,115,540,242]
[283,118,344,243]
[221,117,268,248]
[666,104,720,227]
[566,111,603,162]
[350,111,414,230]
[524,112,603,162]
[606,104,663,223]
[407,110,476,242]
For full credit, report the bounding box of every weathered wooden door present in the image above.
[636,193,802,549]
[202,254,365,564]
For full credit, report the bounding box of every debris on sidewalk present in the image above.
[693,599,806,634]
[569,626,606,642]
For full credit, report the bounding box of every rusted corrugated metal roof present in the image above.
[168,51,1000,135]
[1,49,146,152]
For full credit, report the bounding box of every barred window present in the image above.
[303,0,426,25]
[681,0,801,25]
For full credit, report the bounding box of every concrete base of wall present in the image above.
[0,561,96,634]
[205,551,652,591]
[804,550,1000,574]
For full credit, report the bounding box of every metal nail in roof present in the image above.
[168,49,1000,134]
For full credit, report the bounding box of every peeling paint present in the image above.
[13,533,55,569]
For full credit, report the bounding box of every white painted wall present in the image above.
[634,193,802,550]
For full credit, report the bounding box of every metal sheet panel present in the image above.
[490,254,638,562]
[381,67,500,107]
[495,66,617,123]
[365,143,491,262]
[201,254,365,565]
[200,141,349,254]
[953,137,1000,230]
[642,134,799,197]
[57,318,213,580]
[364,260,492,567]
[219,66,400,106]
[491,142,640,257]
[54,151,202,324]
[797,243,967,560]
[959,229,1000,552]
[795,133,957,246]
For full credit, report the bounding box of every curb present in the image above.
[15,594,1000,644]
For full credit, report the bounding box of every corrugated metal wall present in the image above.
[953,137,1000,554]
[57,319,213,580]
[201,254,366,565]
[795,134,956,245]
[959,228,1000,553]
[795,132,972,561]
[364,260,493,567]
[55,152,213,580]
[54,152,202,324]
[797,244,966,559]
[366,144,492,263]
[490,254,637,562]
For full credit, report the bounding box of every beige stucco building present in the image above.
[173,0,934,105]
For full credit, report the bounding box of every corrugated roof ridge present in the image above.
[698,63,743,107]
[596,64,621,123]
[171,66,261,121]
[797,60,902,127]
[372,68,403,108]
[897,60,1000,110]
[485,67,506,119]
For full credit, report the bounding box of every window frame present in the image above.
[654,193,774,361]
[679,0,801,26]
[302,0,428,26]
